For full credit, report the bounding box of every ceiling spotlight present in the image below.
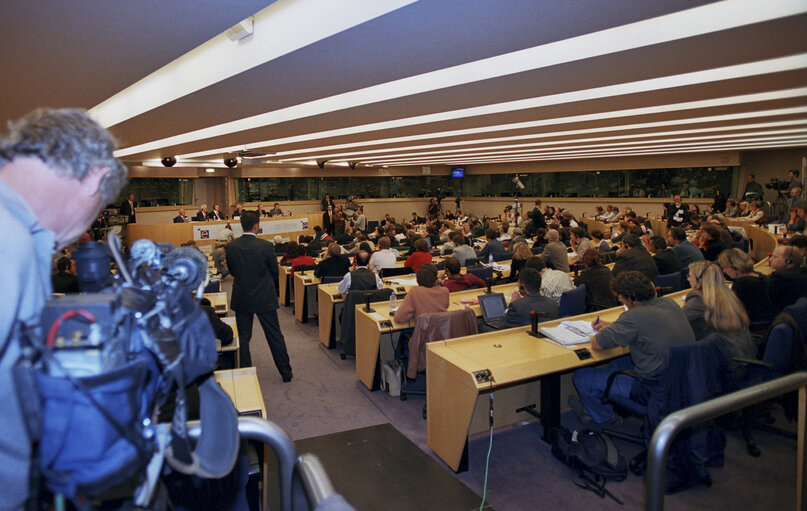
[223,157,238,168]
[348,161,359,170]
[317,159,329,169]
[161,156,177,167]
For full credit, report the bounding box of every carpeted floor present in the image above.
[219,277,801,511]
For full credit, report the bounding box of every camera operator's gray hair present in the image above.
[0,108,127,202]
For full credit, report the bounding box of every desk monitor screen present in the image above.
[478,292,507,322]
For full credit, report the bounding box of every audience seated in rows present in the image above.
[404,239,432,272]
[508,241,532,283]
[315,242,351,279]
[717,248,775,329]
[393,264,449,324]
[476,228,509,262]
[573,249,618,312]
[369,236,399,271]
[504,267,559,328]
[767,245,807,315]
[337,251,383,294]
[569,271,696,425]
[540,229,570,273]
[289,245,315,275]
[525,256,574,303]
[667,227,705,266]
[648,236,683,275]
[612,234,658,281]
[441,257,486,292]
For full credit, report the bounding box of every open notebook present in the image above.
[539,320,597,346]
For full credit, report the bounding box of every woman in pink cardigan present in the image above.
[394,263,449,323]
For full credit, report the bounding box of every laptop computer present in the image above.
[478,292,508,330]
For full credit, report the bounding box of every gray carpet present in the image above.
[219,277,801,511]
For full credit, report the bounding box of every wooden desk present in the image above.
[426,290,691,472]
[214,367,266,418]
[354,282,520,390]
[293,271,319,322]
[217,317,240,368]
[203,292,229,315]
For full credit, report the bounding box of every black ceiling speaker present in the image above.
[317,159,329,169]
[224,157,239,168]
[161,156,177,167]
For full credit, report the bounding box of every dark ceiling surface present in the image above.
[1,0,805,169]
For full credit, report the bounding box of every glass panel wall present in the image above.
[232,166,736,202]
[115,178,190,207]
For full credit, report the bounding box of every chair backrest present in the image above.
[442,248,453,255]
[761,322,797,378]
[203,280,221,294]
[406,308,478,379]
[433,262,444,270]
[558,284,586,318]
[530,246,543,255]
[339,288,393,356]
[322,275,343,284]
[653,272,683,293]
[493,253,511,262]
[600,250,617,264]
[784,297,807,342]
[463,257,478,267]
[380,266,414,278]
[731,239,750,253]
[294,264,318,275]
[679,266,691,289]
[467,266,493,281]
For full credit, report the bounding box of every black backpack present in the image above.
[549,427,627,503]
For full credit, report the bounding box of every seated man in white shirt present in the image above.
[369,236,399,271]
[525,255,574,303]
[337,251,384,294]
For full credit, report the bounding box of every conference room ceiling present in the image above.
[1,0,806,171]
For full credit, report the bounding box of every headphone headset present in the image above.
[785,246,796,266]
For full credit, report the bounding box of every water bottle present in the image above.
[389,291,397,311]
[489,253,494,265]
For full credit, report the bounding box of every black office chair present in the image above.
[463,257,479,267]
[321,275,343,284]
[467,266,493,282]
[558,285,586,318]
[653,272,683,296]
[380,266,414,278]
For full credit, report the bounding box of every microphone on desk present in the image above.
[364,292,375,313]
[530,311,539,336]
[486,277,492,294]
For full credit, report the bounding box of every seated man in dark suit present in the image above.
[52,256,79,293]
[173,208,189,223]
[648,236,683,275]
[193,204,208,221]
[314,242,351,279]
[768,245,807,314]
[337,251,383,294]
[612,234,658,281]
[503,268,559,328]
[476,228,509,262]
[667,227,705,267]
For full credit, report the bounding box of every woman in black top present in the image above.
[508,241,532,282]
[717,248,774,330]
[573,249,618,312]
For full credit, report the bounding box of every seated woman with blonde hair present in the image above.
[683,261,757,383]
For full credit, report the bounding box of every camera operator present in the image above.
[0,108,127,510]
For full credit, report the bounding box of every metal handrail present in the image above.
[188,416,340,511]
[646,371,807,511]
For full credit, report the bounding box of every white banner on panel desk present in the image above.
[192,217,309,241]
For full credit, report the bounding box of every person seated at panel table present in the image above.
[476,228,510,263]
[440,256,486,292]
[232,203,245,219]
[570,227,593,264]
[411,211,425,225]
[503,267,559,329]
[393,264,449,324]
[647,236,683,276]
[568,271,696,426]
[207,203,225,221]
[767,245,807,315]
[268,202,283,217]
[369,236,399,271]
[574,249,618,312]
[717,248,775,330]
[404,239,433,273]
[173,208,190,223]
[193,204,208,221]
[315,242,351,279]
[289,245,315,276]
[448,232,476,264]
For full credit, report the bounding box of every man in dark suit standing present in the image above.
[529,199,547,231]
[120,193,136,223]
[323,203,335,236]
[226,211,293,381]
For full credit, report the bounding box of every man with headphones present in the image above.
[768,245,807,314]
[568,271,695,426]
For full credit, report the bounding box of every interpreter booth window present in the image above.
[114,178,191,207]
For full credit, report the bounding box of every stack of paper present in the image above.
[539,320,597,346]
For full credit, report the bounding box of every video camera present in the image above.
[765,178,790,191]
